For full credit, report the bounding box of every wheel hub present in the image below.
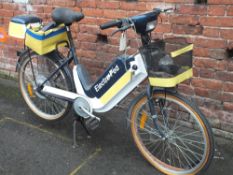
[33,75,50,99]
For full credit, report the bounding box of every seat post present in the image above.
[66,26,79,65]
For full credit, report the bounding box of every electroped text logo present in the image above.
[94,65,120,92]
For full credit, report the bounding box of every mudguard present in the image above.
[127,88,177,127]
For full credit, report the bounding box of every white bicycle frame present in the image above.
[41,53,148,113]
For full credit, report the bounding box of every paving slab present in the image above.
[0,118,100,175]
[0,77,233,175]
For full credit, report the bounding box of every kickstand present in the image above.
[72,118,78,148]
[80,118,91,139]
[72,116,92,149]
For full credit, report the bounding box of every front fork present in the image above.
[146,85,165,138]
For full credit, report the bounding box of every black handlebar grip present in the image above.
[100,20,122,30]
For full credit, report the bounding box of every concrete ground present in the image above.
[0,77,232,175]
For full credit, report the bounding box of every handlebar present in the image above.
[100,19,122,30]
[99,7,174,31]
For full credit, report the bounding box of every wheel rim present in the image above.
[19,54,69,120]
[131,94,210,175]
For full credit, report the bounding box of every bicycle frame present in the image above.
[39,26,148,113]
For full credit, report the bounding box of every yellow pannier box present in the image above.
[25,25,68,55]
[8,15,41,39]
[140,38,193,88]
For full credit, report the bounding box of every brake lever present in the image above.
[111,25,132,36]
[163,8,174,13]
[111,29,121,36]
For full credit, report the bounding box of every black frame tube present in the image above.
[37,26,78,91]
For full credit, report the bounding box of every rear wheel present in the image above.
[18,52,72,121]
[130,90,214,175]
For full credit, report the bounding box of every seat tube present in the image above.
[66,26,79,65]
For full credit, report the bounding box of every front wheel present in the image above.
[129,90,214,175]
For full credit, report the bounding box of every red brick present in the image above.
[227,6,233,16]
[195,37,226,49]
[228,41,233,49]
[218,112,233,127]
[79,24,99,35]
[223,82,233,92]
[208,0,233,5]
[30,0,47,5]
[53,0,66,7]
[203,27,219,37]
[103,10,127,19]
[191,78,222,90]
[220,29,233,40]
[77,49,96,59]
[77,1,96,8]
[2,3,17,10]
[66,1,76,7]
[43,6,54,13]
[204,97,222,109]
[171,15,199,25]
[82,8,103,17]
[79,17,97,25]
[97,1,119,9]
[172,24,203,35]
[194,87,209,97]
[0,9,13,17]
[155,24,171,33]
[208,5,226,16]
[33,5,44,13]
[178,5,207,15]
[200,16,233,27]
[165,0,193,3]
[208,49,228,60]
[216,71,233,82]
[228,62,233,71]
[199,69,216,78]
[120,2,147,11]
[222,92,233,102]
[223,102,233,111]
[194,57,227,70]
[96,51,115,61]
[77,33,97,43]
[193,47,209,57]
[178,84,194,95]
[193,67,200,77]
[199,107,219,122]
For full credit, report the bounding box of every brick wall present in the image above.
[0,0,233,134]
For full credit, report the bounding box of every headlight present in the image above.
[146,20,157,32]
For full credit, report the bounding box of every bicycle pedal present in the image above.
[85,117,100,130]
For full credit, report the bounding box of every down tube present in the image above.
[93,54,148,113]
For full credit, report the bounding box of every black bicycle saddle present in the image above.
[52,8,84,26]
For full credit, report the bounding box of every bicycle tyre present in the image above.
[18,51,73,121]
[129,90,214,175]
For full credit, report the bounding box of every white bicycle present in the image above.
[11,7,214,175]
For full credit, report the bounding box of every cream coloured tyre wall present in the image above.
[130,91,214,175]
[18,52,72,121]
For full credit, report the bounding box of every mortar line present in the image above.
[69,148,102,175]
[3,117,72,143]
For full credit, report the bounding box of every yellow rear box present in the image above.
[25,25,68,55]
[8,15,41,39]
[140,38,193,88]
